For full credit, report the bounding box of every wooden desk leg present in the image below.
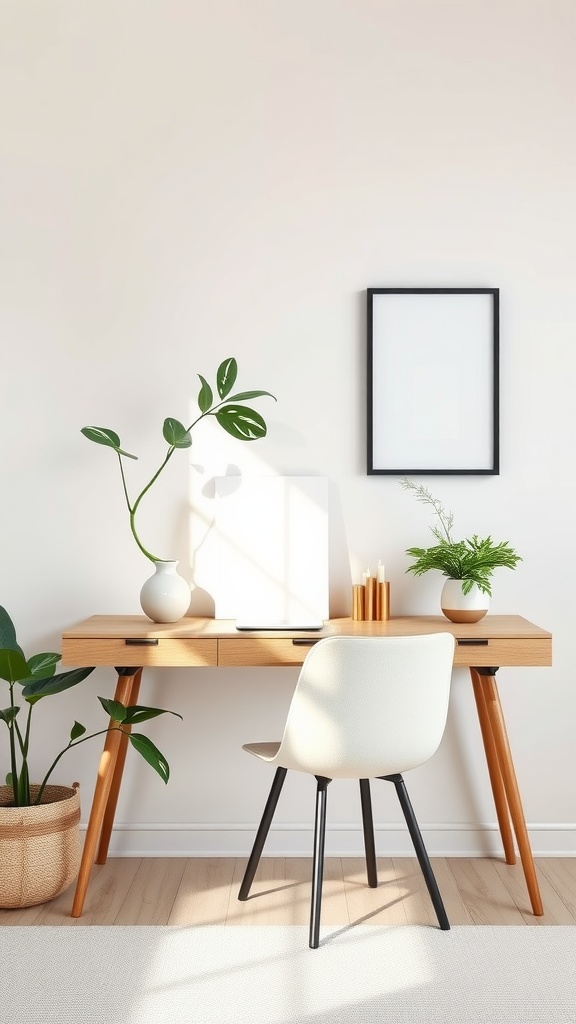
[96,667,143,864]
[470,668,516,865]
[71,667,142,918]
[475,668,544,917]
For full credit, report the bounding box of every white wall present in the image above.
[1,0,574,856]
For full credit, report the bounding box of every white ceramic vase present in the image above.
[139,560,191,623]
[440,579,489,623]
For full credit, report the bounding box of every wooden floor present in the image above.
[2,857,576,927]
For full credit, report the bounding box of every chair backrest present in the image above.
[274,633,455,779]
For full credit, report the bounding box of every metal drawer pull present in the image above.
[292,639,320,647]
[457,638,489,646]
[124,638,159,646]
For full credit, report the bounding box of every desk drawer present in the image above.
[218,638,316,667]
[218,636,552,669]
[453,637,552,667]
[61,637,218,668]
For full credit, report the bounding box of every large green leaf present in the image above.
[129,733,170,783]
[216,357,237,399]
[197,375,213,413]
[81,426,138,460]
[162,418,192,448]
[26,652,60,679]
[0,648,30,683]
[215,405,267,440]
[0,606,24,655]
[21,665,94,699]
[121,704,183,725]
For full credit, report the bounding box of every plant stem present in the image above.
[129,448,177,562]
[401,479,454,544]
[123,398,241,565]
[20,707,33,805]
[7,682,19,804]
[35,726,127,804]
[11,715,30,806]
[117,453,133,514]
[22,703,32,759]
[116,453,158,562]
[184,410,211,434]
[132,447,176,520]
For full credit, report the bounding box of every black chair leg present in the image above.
[383,773,450,931]
[238,766,287,901]
[359,779,378,888]
[309,777,330,949]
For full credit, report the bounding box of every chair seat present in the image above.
[242,741,281,761]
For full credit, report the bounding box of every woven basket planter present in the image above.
[0,783,81,909]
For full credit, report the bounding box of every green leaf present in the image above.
[162,418,192,448]
[197,375,213,413]
[21,666,94,699]
[26,652,61,679]
[81,425,121,447]
[129,733,170,783]
[70,721,87,741]
[81,426,138,460]
[0,706,20,725]
[121,704,183,725]
[404,530,520,598]
[0,648,31,683]
[0,606,24,654]
[216,357,237,399]
[225,390,276,403]
[5,772,13,787]
[98,697,128,722]
[215,405,267,441]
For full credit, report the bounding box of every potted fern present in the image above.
[82,356,276,623]
[400,479,522,622]
[0,604,181,908]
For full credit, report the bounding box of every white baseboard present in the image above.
[89,821,576,858]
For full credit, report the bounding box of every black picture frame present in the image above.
[367,287,499,475]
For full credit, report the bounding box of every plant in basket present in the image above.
[0,604,181,907]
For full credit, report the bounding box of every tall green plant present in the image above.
[0,605,181,806]
[82,357,276,563]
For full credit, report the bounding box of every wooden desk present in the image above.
[61,613,552,919]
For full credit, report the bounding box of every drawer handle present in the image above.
[292,639,320,647]
[457,638,489,646]
[124,638,159,646]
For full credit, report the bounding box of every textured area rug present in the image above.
[1,925,575,1024]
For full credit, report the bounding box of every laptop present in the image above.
[235,618,324,631]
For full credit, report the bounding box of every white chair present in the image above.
[238,632,455,948]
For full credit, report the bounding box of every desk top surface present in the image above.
[62,614,552,641]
